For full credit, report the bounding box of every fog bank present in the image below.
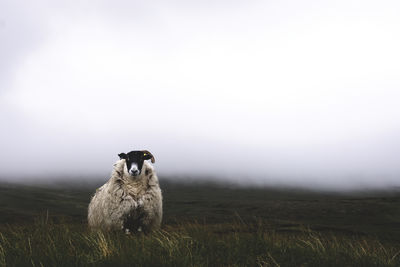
[1,0,400,190]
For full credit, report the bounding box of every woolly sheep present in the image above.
[88,150,162,233]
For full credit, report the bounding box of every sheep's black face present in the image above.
[118,150,155,177]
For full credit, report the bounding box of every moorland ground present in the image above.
[0,178,400,266]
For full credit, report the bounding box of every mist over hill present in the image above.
[1,0,400,190]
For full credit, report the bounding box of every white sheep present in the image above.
[88,150,162,233]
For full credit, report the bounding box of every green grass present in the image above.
[1,219,400,267]
[1,179,400,266]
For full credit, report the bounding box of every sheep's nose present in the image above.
[131,170,139,176]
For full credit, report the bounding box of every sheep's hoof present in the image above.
[125,228,131,235]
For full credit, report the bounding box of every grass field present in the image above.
[0,178,400,266]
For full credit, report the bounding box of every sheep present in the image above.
[88,150,162,233]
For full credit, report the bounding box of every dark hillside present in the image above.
[1,179,400,241]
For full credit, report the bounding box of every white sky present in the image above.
[1,0,400,188]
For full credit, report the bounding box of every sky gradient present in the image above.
[1,0,400,189]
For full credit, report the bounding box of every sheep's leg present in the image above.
[122,200,146,233]
[136,191,162,233]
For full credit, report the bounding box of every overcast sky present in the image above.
[1,0,400,189]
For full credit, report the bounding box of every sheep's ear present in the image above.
[142,150,155,163]
[118,153,127,159]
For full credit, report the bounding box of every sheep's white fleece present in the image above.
[88,159,162,232]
